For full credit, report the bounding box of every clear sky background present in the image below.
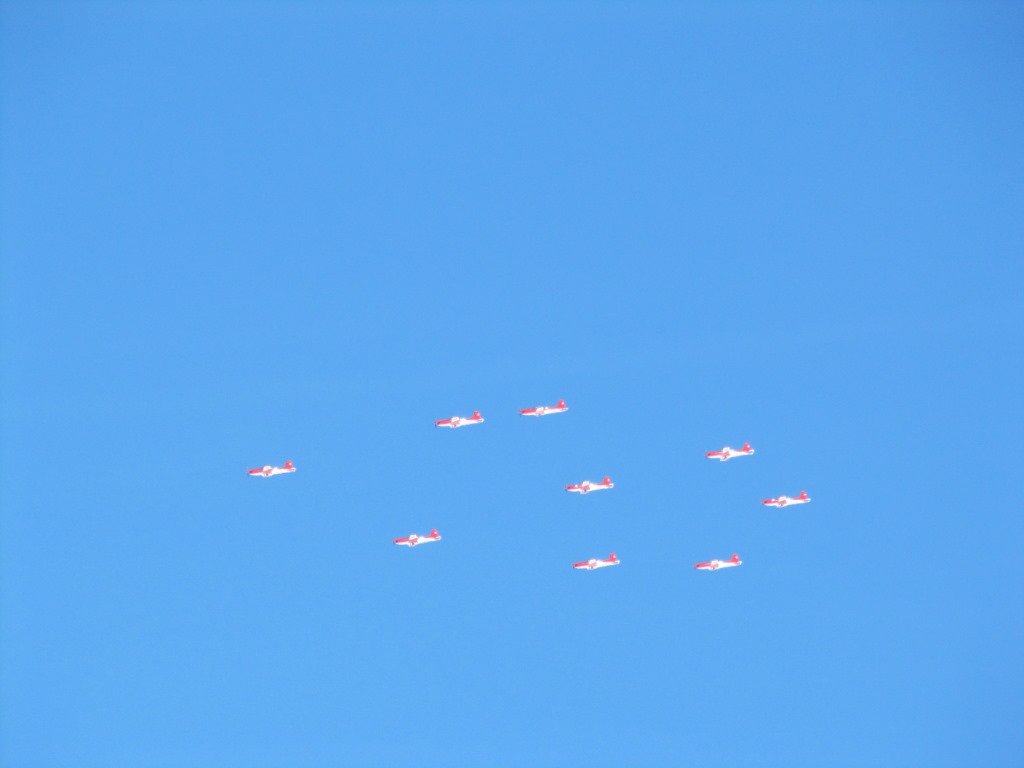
[2,2,1022,766]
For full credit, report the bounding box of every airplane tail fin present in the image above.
[731,554,740,562]
[557,399,566,407]
[609,553,618,562]
[284,460,294,469]
[798,490,808,499]
[430,529,439,537]
[742,442,751,451]
[603,476,611,484]
[472,411,481,418]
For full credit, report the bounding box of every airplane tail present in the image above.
[472,411,481,418]
[602,476,611,484]
[742,442,751,451]
[798,491,808,499]
[284,460,294,469]
[430,529,439,537]
[557,399,566,407]
[730,554,740,562]
[609,553,618,562]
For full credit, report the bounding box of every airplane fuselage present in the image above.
[706,446,754,462]
[763,495,810,508]
[695,557,742,570]
[522,406,568,417]
[436,416,484,429]
[248,465,296,477]
[566,480,613,494]
[574,557,619,570]
[395,533,441,547]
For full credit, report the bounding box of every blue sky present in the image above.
[2,1,1022,765]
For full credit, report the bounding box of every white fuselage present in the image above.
[523,406,567,417]
[568,481,613,494]
[697,559,741,570]
[576,558,618,570]
[396,534,441,547]
[439,416,483,429]
[709,446,754,462]
[765,495,810,508]
[251,466,295,477]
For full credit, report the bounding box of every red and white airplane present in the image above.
[520,399,568,417]
[565,476,614,494]
[247,460,296,478]
[393,529,442,547]
[434,411,484,429]
[762,490,811,508]
[705,443,755,462]
[694,553,742,571]
[572,553,620,570]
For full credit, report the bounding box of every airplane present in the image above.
[572,553,620,570]
[694,553,742,571]
[520,399,569,417]
[434,411,484,429]
[762,490,811,508]
[565,476,614,494]
[247,460,296,478]
[705,442,755,462]
[393,529,442,547]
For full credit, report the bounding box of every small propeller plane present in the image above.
[247,460,296,478]
[434,411,484,429]
[694,553,742,571]
[762,490,811,508]
[520,399,568,417]
[572,553,620,570]
[565,476,614,494]
[704,443,755,462]
[393,529,442,547]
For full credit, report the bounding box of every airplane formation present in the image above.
[248,400,812,572]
